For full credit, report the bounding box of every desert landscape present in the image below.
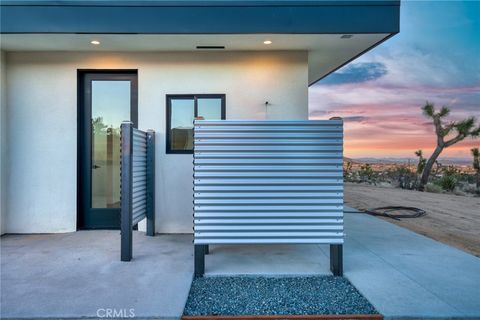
[345,182,480,257]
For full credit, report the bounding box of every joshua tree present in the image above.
[418,102,480,191]
[472,147,480,188]
[414,150,426,174]
[414,150,426,188]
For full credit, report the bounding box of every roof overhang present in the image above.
[0,0,400,85]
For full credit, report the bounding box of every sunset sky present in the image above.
[309,1,479,159]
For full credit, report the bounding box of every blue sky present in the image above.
[309,0,480,158]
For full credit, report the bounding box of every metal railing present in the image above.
[193,119,344,276]
[120,121,155,261]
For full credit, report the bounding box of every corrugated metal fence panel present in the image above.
[132,128,147,225]
[193,120,344,245]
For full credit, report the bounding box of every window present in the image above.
[166,94,226,153]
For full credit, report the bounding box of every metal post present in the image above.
[194,245,205,277]
[330,244,343,276]
[146,130,156,237]
[120,121,133,262]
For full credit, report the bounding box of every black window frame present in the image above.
[166,94,226,154]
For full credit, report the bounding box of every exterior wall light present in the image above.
[90,40,100,45]
[263,40,272,45]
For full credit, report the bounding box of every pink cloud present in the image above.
[309,80,479,158]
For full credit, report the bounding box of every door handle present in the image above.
[93,164,101,169]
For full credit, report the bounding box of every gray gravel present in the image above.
[183,276,378,316]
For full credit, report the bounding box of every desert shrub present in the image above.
[453,188,467,196]
[393,166,416,189]
[463,184,480,196]
[431,165,461,192]
[435,175,457,192]
[458,173,476,184]
[343,161,354,182]
[359,163,376,184]
[443,165,460,176]
[425,183,442,193]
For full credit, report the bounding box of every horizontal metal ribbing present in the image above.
[195,218,343,224]
[194,159,343,166]
[132,185,146,193]
[195,205,343,212]
[194,212,343,218]
[193,120,343,245]
[194,127,341,133]
[195,192,343,198]
[194,152,342,159]
[195,225,343,231]
[194,238,344,245]
[133,138,147,150]
[133,181,146,189]
[132,193,146,202]
[133,128,147,136]
[195,145,342,152]
[194,165,341,172]
[195,120,343,125]
[195,124,342,128]
[194,179,342,185]
[133,136,146,144]
[194,199,343,205]
[132,212,146,226]
[133,132,146,138]
[194,139,342,145]
[195,232,342,237]
[133,202,146,212]
[194,172,343,178]
[133,171,147,178]
[194,186,343,192]
[194,132,343,139]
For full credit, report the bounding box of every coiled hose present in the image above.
[363,206,426,221]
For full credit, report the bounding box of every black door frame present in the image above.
[77,70,138,230]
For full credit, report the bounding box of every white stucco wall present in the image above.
[0,51,6,235]
[5,51,308,233]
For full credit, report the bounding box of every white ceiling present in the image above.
[0,33,390,84]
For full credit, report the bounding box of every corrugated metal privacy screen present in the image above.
[120,122,155,261]
[193,120,344,245]
[131,128,148,225]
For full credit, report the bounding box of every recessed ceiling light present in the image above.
[341,35,353,39]
[263,40,272,45]
[90,40,100,45]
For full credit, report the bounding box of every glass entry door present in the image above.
[79,72,138,229]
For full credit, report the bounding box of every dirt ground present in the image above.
[344,183,480,257]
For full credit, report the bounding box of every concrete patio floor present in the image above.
[1,207,480,320]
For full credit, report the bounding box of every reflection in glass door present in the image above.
[79,72,138,229]
[91,81,130,209]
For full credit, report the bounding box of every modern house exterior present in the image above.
[0,0,400,235]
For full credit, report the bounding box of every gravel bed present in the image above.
[183,276,378,316]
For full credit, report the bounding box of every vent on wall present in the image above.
[196,46,225,50]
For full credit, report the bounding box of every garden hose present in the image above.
[363,206,426,221]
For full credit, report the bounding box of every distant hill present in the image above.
[343,157,361,164]
[347,157,471,166]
